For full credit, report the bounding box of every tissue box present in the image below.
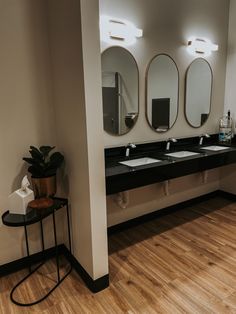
[8,188,34,215]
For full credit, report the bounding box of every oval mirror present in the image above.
[185,58,212,128]
[146,54,179,132]
[101,47,139,136]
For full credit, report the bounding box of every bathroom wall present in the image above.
[100,0,229,147]
[225,0,236,120]
[0,0,108,282]
[47,0,108,280]
[0,0,60,265]
[107,172,220,227]
[220,164,236,194]
[100,0,230,226]
[221,0,236,194]
[0,0,232,280]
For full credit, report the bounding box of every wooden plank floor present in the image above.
[1,196,236,313]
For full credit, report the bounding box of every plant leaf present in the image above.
[50,152,64,162]
[28,165,44,177]
[30,146,42,155]
[29,149,44,162]
[40,146,55,157]
[49,152,64,168]
[23,157,39,165]
[24,146,64,177]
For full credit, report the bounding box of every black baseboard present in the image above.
[1,189,235,293]
[218,190,236,201]
[0,243,109,293]
[107,190,236,235]
[62,245,109,293]
[0,245,64,277]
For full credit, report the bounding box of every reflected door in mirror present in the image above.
[152,98,170,131]
[146,54,179,132]
[102,72,119,134]
[101,47,139,136]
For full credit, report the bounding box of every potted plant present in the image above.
[23,146,64,198]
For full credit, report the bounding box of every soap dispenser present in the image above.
[219,110,233,145]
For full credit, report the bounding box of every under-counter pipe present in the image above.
[115,191,129,209]
[164,180,170,196]
[202,170,209,183]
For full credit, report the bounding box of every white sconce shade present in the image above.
[187,37,218,57]
[100,15,143,46]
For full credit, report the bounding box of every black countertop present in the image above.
[105,135,236,195]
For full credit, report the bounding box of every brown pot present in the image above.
[31,175,56,199]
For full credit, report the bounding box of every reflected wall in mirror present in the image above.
[146,54,179,132]
[185,58,212,128]
[101,47,139,136]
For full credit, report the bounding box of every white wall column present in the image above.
[48,0,108,281]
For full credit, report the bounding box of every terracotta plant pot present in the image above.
[31,175,56,199]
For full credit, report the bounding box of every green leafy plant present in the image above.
[23,146,64,178]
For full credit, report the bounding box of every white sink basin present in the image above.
[119,157,162,167]
[165,151,200,158]
[201,145,230,151]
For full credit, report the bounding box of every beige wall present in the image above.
[107,171,220,227]
[0,0,232,280]
[0,0,60,265]
[225,0,236,120]
[100,0,230,226]
[220,164,236,194]
[0,0,108,281]
[221,0,236,194]
[80,0,109,279]
[100,0,229,147]
[47,0,108,280]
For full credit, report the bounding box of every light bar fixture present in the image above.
[187,37,218,57]
[100,15,143,46]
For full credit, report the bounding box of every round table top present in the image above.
[2,198,68,227]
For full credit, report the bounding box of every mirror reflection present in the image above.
[101,47,139,136]
[185,58,212,128]
[146,54,179,132]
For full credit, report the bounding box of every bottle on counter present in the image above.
[219,110,233,145]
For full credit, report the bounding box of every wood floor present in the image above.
[1,196,236,313]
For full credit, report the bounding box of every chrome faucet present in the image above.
[166,138,177,151]
[199,134,210,146]
[125,143,136,157]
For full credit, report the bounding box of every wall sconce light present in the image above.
[187,37,218,57]
[100,15,143,46]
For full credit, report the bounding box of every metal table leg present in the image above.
[66,203,72,253]
[40,220,45,252]
[24,225,31,273]
[52,209,60,282]
[10,203,72,307]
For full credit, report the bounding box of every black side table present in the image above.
[2,197,72,307]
